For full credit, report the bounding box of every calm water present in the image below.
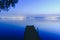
[0,20,60,40]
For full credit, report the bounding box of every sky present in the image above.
[0,0,60,16]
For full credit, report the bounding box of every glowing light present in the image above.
[0,16,26,20]
[46,16,57,21]
[1,15,60,21]
[19,16,25,20]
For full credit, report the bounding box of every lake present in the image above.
[0,20,60,40]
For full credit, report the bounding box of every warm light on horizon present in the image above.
[0,16,26,20]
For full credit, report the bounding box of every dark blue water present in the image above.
[0,21,60,40]
[0,21,25,40]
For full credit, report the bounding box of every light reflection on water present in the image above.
[0,20,60,40]
[0,20,60,34]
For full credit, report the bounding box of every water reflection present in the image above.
[0,15,60,40]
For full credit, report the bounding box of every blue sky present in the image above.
[0,0,60,16]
